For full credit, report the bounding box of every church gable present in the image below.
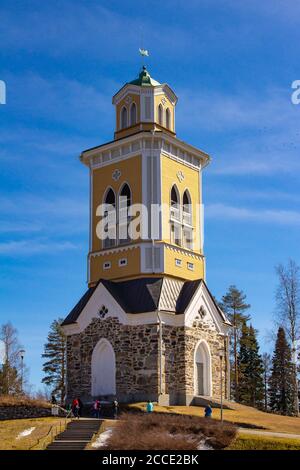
[184,281,231,333]
[62,281,127,334]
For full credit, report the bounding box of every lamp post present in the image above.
[18,349,25,394]
[218,349,224,423]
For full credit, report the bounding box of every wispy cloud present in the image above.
[206,203,300,225]
[4,72,114,133]
[177,85,300,176]
[0,239,78,256]
[0,3,191,59]
[0,222,42,234]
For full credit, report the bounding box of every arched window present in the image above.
[121,106,128,129]
[103,188,116,248]
[158,104,163,126]
[130,103,137,126]
[170,185,181,246]
[171,185,179,208]
[119,183,131,208]
[183,190,192,221]
[166,108,171,129]
[104,187,116,206]
[119,183,132,244]
[182,190,192,248]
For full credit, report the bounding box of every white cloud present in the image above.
[0,240,78,256]
[0,222,42,234]
[177,85,300,175]
[206,203,300,225]
[0,4,190,58]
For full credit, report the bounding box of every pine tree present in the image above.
[220,285,251,401]
[269,327,296,416]
[238,323,264,408]
[42,319,67,404]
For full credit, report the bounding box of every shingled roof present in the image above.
[62,276,228,326]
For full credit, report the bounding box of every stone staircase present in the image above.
[46,419,102,451]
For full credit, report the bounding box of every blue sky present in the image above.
[1,0,300,391]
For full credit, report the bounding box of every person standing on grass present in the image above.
[146,400,154,413]
[204,404,212,418]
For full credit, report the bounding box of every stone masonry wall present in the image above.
[184,322,228,399]
[66,316,160,402]
[0,405,51,421]
[66,315,229,404]
[162,322,228,402]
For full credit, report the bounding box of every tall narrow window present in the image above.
[171,222,181,246]
[170,185,181,246]
[182,190,192,225]
[119,183,131,244]
[166,108,171,129]
[121,106,128,129]
[170,185,180,219]
[158,104,163,126]
[130,103,137,126]
[103,188,116,249]
[182,190,192,248]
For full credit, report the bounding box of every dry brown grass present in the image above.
[102,412,237,450]
[0,395,50,408]
[0,417,67,450]
[128,402,300,435]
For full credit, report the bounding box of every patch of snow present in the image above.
[197,439,213,450]
[167,432,213,450]
[16,427,36,440]
[91,428,113,448]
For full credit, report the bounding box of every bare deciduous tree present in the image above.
[275,259,300,415]
[0,322,25,395]
[262,352,271,411]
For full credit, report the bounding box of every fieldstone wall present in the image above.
[66,315,229,405]
[184,321,228,400]
[66,316,160,402]
[0,406,51,421]
[162,322,228,404]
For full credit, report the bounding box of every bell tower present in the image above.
[113,66,177,140]
[62,66,232,408]
[81,66,210,286]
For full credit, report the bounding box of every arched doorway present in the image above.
[194,340,212,396]
[91,338,116,397]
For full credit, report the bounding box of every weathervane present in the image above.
[139,47,149,57]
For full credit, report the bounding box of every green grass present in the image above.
[227,433,300,450]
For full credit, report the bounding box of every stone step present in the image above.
[46,418,102,451]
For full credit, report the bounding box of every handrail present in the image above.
[29,408,73,450]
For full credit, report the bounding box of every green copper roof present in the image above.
[129,66,161,87]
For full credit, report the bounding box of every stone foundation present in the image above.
[0,405,51,421]
[66,315,229,405]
